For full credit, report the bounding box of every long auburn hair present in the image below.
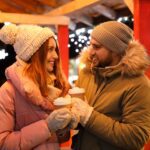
[23,37,70,97]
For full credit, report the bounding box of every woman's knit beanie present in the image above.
[0,24,55,61]
[91,21,133,54]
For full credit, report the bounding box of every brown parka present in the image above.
[72,41,150,150]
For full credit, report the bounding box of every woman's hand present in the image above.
[46,108,71,132]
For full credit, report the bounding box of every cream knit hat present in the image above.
[91,21,133,54]
[0,24,55,61]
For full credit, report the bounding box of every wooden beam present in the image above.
[6,0,45,14]
[0,1,25,13]
[45,0,100,16]
[124,0,134,14]
[77,15,93,26]
[68,21,76,30]
[37,0,58,8]
[92,4,116,19]
[0,12,70,25]
[69,13,93,26]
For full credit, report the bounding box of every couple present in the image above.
[0,21,150,150]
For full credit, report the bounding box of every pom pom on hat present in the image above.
[0,24,55,61]
[91,21,133,54]
[0,24,18,44]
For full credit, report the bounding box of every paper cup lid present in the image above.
[68,87,85,94]
[53,97,71,106]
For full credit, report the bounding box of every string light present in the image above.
[69,27,91,58]
[0,49,8,60]
[71,38,75,42]
[74,41,78,45]
[4,22,11,26]
[69,34,75,38]
[75,49,79,53]
[79,44,82,47]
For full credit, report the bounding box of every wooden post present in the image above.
[57,25,69,78]
[134,1,150,149]
[134,0,150,78]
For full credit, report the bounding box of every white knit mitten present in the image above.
[46,108,71,132]
[71,98,93,126]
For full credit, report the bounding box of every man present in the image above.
[71,21,150,150]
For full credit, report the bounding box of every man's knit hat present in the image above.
[91,21,133,54]
[0,24,55,61]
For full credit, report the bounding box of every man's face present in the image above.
[88,38,114,68]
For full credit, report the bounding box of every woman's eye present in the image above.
[49,47,54,51]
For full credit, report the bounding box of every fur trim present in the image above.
[79,40,150,76]
[79,49,91,71]
[121,40,150,76]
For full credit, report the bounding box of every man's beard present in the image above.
[91,55,113,68]
[98,58,112,68]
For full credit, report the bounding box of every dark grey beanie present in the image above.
[91,21,133,54]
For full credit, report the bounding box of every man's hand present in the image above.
[71,98,93,126]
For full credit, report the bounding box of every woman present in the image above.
[0,24,71,150]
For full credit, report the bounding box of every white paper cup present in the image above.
[68,87,85,100]
[53,97,72,109]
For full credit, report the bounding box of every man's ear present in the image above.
[112,51,122,64]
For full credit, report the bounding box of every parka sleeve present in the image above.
[0,82,50,150]
[85,83,150,150]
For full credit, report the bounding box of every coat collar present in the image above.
[80,40,150,78]
[5,58,56,111]
[92,65,121,79]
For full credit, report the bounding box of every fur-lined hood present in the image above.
[79,40,150,77]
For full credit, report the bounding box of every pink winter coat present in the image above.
[0,60,61,150]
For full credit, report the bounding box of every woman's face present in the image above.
[46,38,58,73]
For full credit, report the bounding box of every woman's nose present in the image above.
[52,50,58,59]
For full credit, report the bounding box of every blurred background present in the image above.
[0,0,133,86]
